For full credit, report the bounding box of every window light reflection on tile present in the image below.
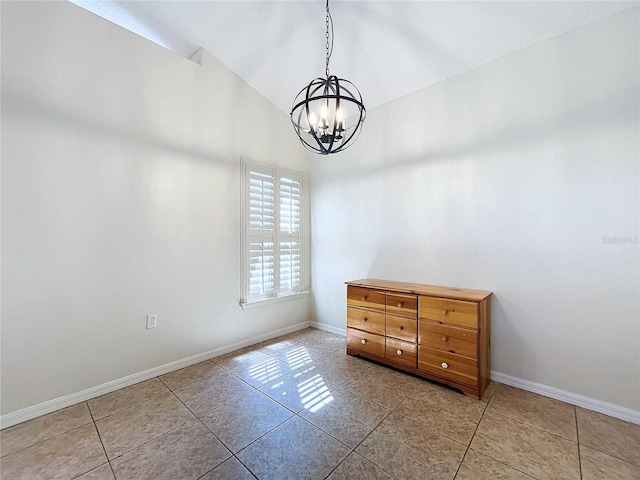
[298,374,333,413]
[284,346,314,370]
[248,358,283,385]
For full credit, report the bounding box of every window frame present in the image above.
[240,161,306,307]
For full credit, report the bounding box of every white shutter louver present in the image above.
[279,241,301,293]
[279,176,301,234]
[249,242,275,298]
[249,171,275,232]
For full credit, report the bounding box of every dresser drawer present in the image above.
[418,346,478,387]
[386,314,417,343]
[347,286,385,312]
[418,321,477,359]
[347,307,385,335]
[347,327,385,357]
[385,338,417,368]
[386,293,417,318]
[419,296,478,329]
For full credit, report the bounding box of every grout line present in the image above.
[232,454,259,479]
[84,401,117,479]
[453,404,490,479]
[482,408,579,443]
[0,420,97,463]
[13,329,606,480]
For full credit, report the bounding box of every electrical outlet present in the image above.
[146,314,158,329]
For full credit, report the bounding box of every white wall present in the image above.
[1,1,311,416]
[311,8,639,412]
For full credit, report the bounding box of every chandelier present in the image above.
[290,0,366,155]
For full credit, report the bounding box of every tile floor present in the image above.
[1,327,639,480]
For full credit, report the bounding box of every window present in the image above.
[242,162,304,304]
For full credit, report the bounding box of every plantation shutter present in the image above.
[247,167,276,300]
[244,164,304,303]
[279,175,302,294]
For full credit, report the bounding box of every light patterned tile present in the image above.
[577,408,640,466]
[200,456,256,480]
[487,384,577,441]
[285,327,319,343]
[355,412,466,480]
[343,366,420,409]
[0,403,93,457]
[213,348,274,372]
[255,337,300,355]
[397,388,484,445]
[229,354,296,387]
[455,449,535,479]
[288,328,346,352]
[159,360,225,391]
[311,354,373,387]
[470,412,580,479]
[0,424,106,480]
[76,463,116,480]
[200,390,293,453]
[300,387,390,447]
[309,333,347,352]
[260,365,338,413]
[88,379,170,420]
[173,370,252,416]
[237,416,350,480]
[110,420,230,480]
[327,452,397,480]
[418,378,495,406]
[271,343,330,369]
[95,392,194,459]
[580,445,640,480]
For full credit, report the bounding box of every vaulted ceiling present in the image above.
[71,1,635,114]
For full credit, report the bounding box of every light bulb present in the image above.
[308,112,317,131]
[336,106,345,131]
[320,103,328,122]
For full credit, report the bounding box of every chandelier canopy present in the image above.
[290,0,366,155]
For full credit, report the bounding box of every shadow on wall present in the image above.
[487,295,535,380]
[315,84,638,183]
[2,87,236,168]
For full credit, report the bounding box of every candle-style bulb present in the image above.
[336,106,345,131]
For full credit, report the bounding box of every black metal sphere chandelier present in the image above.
[290,0,366,155]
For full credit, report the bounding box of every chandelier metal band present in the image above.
[290,0,366,155]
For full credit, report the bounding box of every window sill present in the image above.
[240,290,310,310]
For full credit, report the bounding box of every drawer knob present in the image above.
[441,362,449,369]
[396,349,403,356]
[443,310,449,315]
[441,336,447,342]
[399,326,404,330]
[363,317,367,322]
[397,302,403,308]
[361,339,367,345]
[362,296,367,301]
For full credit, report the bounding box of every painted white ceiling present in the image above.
[71,1,635,114]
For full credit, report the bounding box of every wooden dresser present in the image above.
[346,278,492,399]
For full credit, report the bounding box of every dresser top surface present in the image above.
[345,278,493,302]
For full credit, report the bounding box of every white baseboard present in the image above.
[491,371,640,425]
[0,321,311,430]
[5,321,637,429]
[310,321,346,337]
[309,320,640,425]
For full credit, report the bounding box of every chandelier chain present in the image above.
[290,0,365,154]
[325,0,333,78]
